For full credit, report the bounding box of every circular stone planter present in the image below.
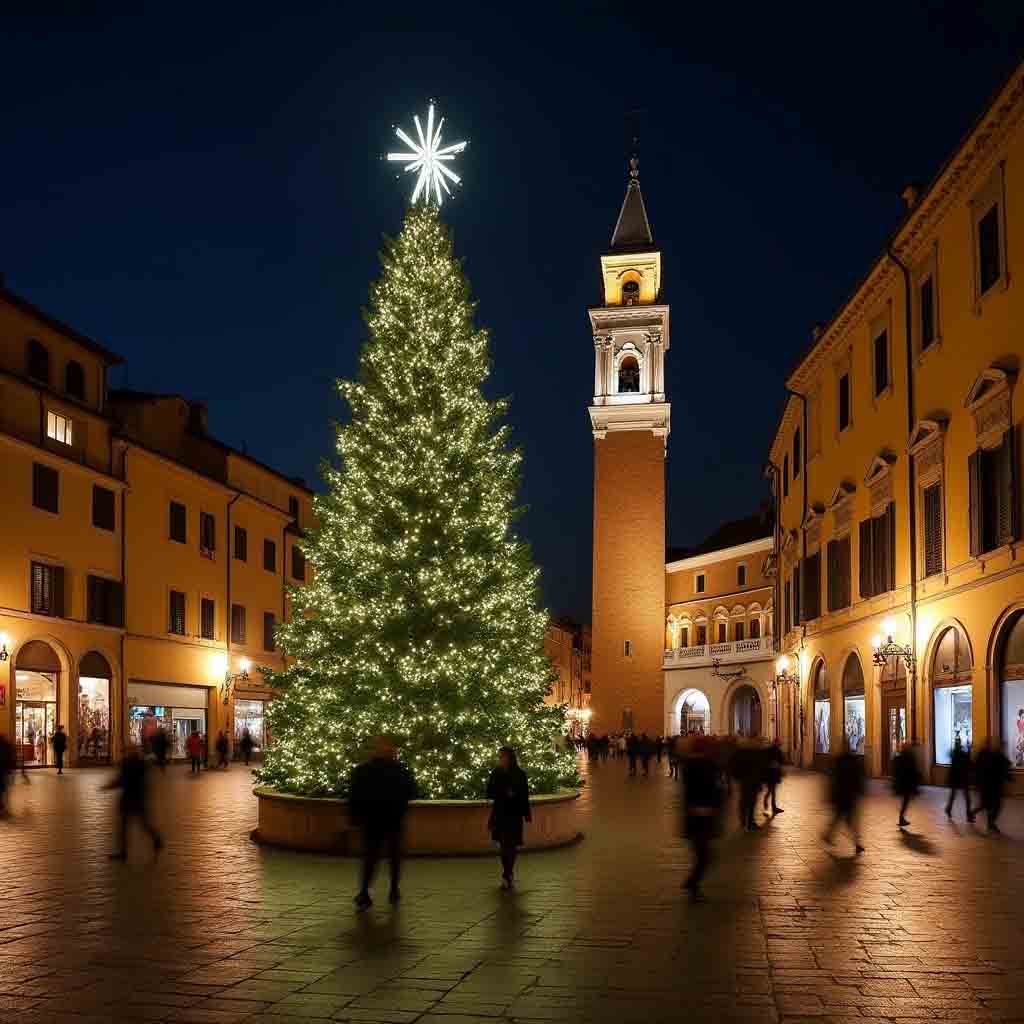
[253,785,582,855]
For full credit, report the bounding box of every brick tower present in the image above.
[588,154,670,736]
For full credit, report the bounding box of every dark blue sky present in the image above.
[2,4,1021,621]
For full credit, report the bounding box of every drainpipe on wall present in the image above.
[786,387,809,764]
[226,492,242,741]
[120,445,128,763]
[886,246,919,745]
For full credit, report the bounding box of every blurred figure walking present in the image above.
[681,736,723,900]
[186,729,203,774]
[151,727,169,771]
[239,728,255,766]
[215,731,229,769]
[974,738,1011,833]
[626,734,638,776]
[762,740,784,816]
[945,734,974,822]
[52,724,67,775]
[105,746,163,862]
[823,743,865,852]
[487,747,531,890]
[892,741,922,828]
[0,734,14,816]
[729,741,762,831]
[350,736,418,910]
[639,733,652,777]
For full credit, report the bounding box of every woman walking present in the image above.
[486,747,531,890]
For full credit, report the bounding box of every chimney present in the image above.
[901,182,923,209]
[187,401,208,436]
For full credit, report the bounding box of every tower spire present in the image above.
[610,138,653,251]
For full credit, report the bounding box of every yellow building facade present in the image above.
[543,620,592,736]
[769,64,1024,782]
[0,285,311,767]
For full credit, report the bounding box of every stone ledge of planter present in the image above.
[252,785,582,856]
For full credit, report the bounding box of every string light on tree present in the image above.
[257,203,578,800]
[387,102,467,206]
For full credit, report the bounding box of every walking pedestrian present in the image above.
[655,736,664,765]
[151,727,169,771]
[349,735,418,910]
[626,734,638,776]
[52,724,67,775]
[681,735,723,900]
[186,729,203,774]
[639,733,652,777]
[823,743,865,852]
[892,741,922,828]
[945,734,974,822]
[104,746,163,861]
[0,734,14,816]
[729,741,762,831]
[974,737,1011,833]
[487,746,532,890]
[215,731,229,769]
[761,740,784,816]
[239,728,254,766]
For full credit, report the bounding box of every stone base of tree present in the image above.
[253,786,582,855]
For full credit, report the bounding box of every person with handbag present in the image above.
[486,747,531,890]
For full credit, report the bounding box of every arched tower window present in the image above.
[27,339,49,384]
[65,360,85,400]
[618,355,640,393]
[621,279,640,306]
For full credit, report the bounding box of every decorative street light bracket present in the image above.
[872,637,915,673]
[711,658,746,683]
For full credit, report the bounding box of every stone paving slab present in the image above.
[3,758,1024,1022]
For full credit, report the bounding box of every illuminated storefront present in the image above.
[127,682,209,759]
[841,655,865,756]
[812,661,829,758]
[78,652,112,763]
[932,625,973,766]
[233,698,266,758]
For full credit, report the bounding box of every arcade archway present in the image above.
[672,688,711,736]
[730,684,763,738]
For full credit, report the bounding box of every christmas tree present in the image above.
[258,204,579,799]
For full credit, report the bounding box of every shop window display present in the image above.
[130,705,171,752]
[844,696,866,755]
[15,669,58,767]
[234,699,266,756]
[814,699,830,754]
[1000,613,1024,767]
[78,677,110,760]
[934,685,972,764]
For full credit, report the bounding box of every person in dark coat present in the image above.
[681,736,723,900]
[945,734,974,822]
[104,746,163,861]
[215,731,230,769]
[974,738,1012,833]
[761,741,784,816]
[151,727,169,771]
[486,747,532,890]
[239,728,255,766]
[349,736,418,910]
[51,724,68,775]
[823,744,865,852]
[626,734,638,776]
[639,733,652,776]
[891,741,922,828]
[729,742,762,831]
[0,734,14,816]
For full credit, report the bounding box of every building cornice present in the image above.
[665,535,773,573]
[589,401,670,441]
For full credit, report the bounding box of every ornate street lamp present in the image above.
[872,617,915,673]
[218,657,250,706]
[773,655,800,746]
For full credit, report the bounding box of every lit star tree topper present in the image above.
[387,102,467,206]
[256,203,580,800]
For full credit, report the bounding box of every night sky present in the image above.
[2,4,1022,622]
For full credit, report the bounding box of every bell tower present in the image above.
[588,153,669,736]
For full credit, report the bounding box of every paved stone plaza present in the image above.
[2,758,1024,1023]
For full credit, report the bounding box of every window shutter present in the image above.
[872,510,891,595]
[231,604,246,645]
[843,536,852,608]
[998,429,1018,546]
[201,598,215,640]
[109,581,124,628]
[826,540,837,612]
[859,518,873,598]
[784,581,791,635]
[888,503,897,592]
[793,564,802,625]
[52,565,65,618]
[170,591,185,634]
[923,484,942,577]
[968,450,983,557]
[87,575,99,622]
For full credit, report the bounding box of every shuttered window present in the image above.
[263,539,276,572]
[33,463,59,514]
[873,330,889,395]
[200,598,215,640]
[861,503,897,597]
[200,512,216,556]
[65,360,85,400]
[859,518,873,599]
[737,564,746,587]
[291,545,305,581]
[923,483,943,578]
[978,204,1002,294]
[234,525,248,561]
[87,576,124,627]
[264,612,276,652]
[838,373,851,431]
[793,429,801,479]
[31,562,64,617]
[827,536,851,612]
[969,430,1018,556]
[231,603,247,645]
[920,276,936,350]
[784,581,792,635]
[734,621,745,642]
[169,501,187,543]
[169,590,186,635]
[92,485,115,531]
[800,552,820,622]
[27,339,50,383]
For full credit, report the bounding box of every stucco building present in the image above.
[0,284,310,767]
[768,63,1024,781]
[544,619,592,735]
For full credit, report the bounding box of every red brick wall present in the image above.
[590,429,665,734]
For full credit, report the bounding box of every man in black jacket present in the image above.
[350,736,418,910]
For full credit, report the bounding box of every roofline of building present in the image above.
[777,59,1024,420]
[665,535,774,573]
[1,285,124,365]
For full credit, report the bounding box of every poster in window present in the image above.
[814,699,830,754]
[844,696,866,755]
[1002,680,1024,768]
[934,684,972,766]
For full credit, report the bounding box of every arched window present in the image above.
[881,656,907,774]
[65,360,85,400]
[27,339,49,384]
[932,625,973,764]
[79,651,112,763]
[1000,612,1024,768]
[678,689,710,735]
[621,280,640,306]
[618,355,640,393]
[841,654,866,755]
[15,640,60,768]
[812,661,829,754]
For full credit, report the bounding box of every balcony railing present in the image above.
[663,636,775,668]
